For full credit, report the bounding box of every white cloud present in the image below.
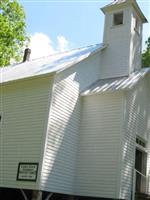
[29,33,70,60]
[29,32,56,59]
[57,35,69,52]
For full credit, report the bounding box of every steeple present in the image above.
[100,0,148,78]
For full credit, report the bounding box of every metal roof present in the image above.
[105,0,126,7]
[0,44,105,84]
[81,68,150,96]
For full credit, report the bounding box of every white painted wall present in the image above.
[129,8,143,73]
[120,76,150,199]
[145,74,150,194]
[101,5,143,79]
[0,76,53,190]
[75,92,124,199]
[73,75,150,200]
[1,48,148,200]
[41,52,102,194]
[101,7,131,78]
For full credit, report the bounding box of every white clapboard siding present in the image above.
[101,5,143,79]
[144,75,150,194]
[0,75,53,190]
[101,7,131,78]
[41,52,102,194]
[120,76,150,199]
[75,92,124,198]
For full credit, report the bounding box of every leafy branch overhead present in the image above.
[0,0,28,67]
[142,37,150,68]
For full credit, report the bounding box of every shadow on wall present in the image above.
[41,68,82,194]
[40,52,124,198]
[41,52,101,194]
[41,54,100,195]
[121,78,149,198]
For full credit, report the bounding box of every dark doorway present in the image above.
[135,149,142,192]
[135,149,147,193]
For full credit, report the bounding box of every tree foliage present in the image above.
[0,0,28,67]
[142,37,150,68]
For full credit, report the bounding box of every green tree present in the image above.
[142,37,150,68]
[0,0,28,67]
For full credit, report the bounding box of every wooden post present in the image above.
[132,169,136,200]
[32,190,42,200]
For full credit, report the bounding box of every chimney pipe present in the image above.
[23,48,31,62]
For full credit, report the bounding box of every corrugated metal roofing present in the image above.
[0,44,105,84]
[81,68,150,96]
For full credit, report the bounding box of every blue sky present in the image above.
[20,0,150,59]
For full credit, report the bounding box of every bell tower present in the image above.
[100,0,147,78]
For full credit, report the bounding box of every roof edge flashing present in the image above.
[0,71,56,85]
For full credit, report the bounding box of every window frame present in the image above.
[113,11,124,26]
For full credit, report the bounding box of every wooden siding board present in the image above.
[120,77,150,199]
[145,76,150,194]
[0,76,53,189]
[41,52,101,194]
[76,93,123,199]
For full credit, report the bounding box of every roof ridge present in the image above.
[2,43,102,69]
[30,43,102,62]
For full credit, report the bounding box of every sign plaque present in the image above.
[17,162,38,182]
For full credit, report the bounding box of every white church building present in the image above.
[0,0,150,199]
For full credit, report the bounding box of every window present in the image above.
[135,137,147,193]
[135,149,146,175]
[135,149,147,192]
[113,12,123,26]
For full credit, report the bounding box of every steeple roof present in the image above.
[101,0,147,23]
[105,0,126,7]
